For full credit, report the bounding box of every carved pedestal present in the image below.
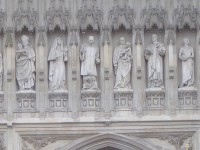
[16,90,36,112]
[145,88,165,110]
[0,91,4,111]
[178,87,197,109]
[113,89,134,110]
[48,90,69,112]
[81,90,101,111]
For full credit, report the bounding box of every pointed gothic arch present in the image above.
[58,133,158,150]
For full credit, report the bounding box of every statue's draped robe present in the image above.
[80,45,99,89]
[179,46,194,86]
[16,46,35,90]
[113,45,132,89]
[145,42,165,88]
[48,40,67,91]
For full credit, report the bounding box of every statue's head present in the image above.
[120,37,125,45]
[21,35,29,47]
[88,36,94,45]
[152,34,158,43]
[183,38,190,45]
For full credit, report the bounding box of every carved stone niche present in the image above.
[81,90,101,111]
[13,0,38,32]
[178,87,197,109]
[145,88,165,110]
[16,90,36,112]
[48,90,69,112]
[113,89,134,110]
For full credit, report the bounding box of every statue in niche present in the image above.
[16,35,35,91]
[48,37,68,91]
[113,37,132,89]
[0,52,3,91]
[179,38,194,87]
[145,34,165,88]
[80,36,100,90]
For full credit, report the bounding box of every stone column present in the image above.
[166,27,177,115]
[102,27,111,118]
[135,27,144,115]
[37,31,46,118]
[196,29,200,110]
[69,28,80,119]
[5,31,15,117]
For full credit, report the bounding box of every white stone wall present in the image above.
[0,0,199,149]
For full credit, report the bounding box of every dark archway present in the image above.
[98,146,121,150]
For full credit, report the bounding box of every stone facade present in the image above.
[0,0,199,149]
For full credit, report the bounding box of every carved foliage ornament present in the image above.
[174,5,198,29]
[13,0,38,32]
[142,6,167,30]
[158,133,193,149]
[109,5,135,30]
[22,135,68,150]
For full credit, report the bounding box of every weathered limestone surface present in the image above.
[0,0,199,149]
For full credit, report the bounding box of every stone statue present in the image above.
[16,35,35,91]
[48,37,68,91]
[145,34,165,88]
[179,38,194,87]
[80,36,100,90]
[0,52,3,91]
[113,37,132,89]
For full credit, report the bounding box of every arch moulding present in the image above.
[57,133,159,150]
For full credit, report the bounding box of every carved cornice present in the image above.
[81,90,101,98]
[45,6,70,31]
[178,87,197,98]
[13,0,38,32]
[109,5,135,30]
[145,88,165,97]
[173,5,198,30]
[142,6,167,30]
[77,0,102,31]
